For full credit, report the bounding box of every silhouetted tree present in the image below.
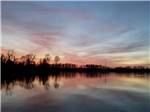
[1,54,7,64]
[24,54,36,65]
[7,50,15,61]
[20,56,26,64]
[54,56,60,64]
[43,54,50,64]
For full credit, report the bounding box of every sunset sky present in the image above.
[1,1,149,66]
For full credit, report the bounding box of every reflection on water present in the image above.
[1,73,150,112]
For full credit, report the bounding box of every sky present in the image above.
[1,1,149,66]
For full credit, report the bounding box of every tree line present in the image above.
[1,50,150,74]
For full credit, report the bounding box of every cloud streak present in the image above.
[1,1,149,66]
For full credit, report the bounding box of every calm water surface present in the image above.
[1,73,150,112]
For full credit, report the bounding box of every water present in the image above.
[1,73,150,112]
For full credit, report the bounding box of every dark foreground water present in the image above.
[1,73,150,112]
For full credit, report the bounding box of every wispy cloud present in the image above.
[1,1,148,66]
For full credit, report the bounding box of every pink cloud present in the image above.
[62,52,113,66]
[29,31,65,48]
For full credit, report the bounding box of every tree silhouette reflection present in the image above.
[2,71,149,95]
